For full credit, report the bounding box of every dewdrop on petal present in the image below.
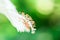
[27,20,36,34]
[21,12,36,34]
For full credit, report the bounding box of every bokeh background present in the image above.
[0,0,60,40]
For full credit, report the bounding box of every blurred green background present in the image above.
[0,0,60,40]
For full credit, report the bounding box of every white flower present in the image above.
[0,0,36,34]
